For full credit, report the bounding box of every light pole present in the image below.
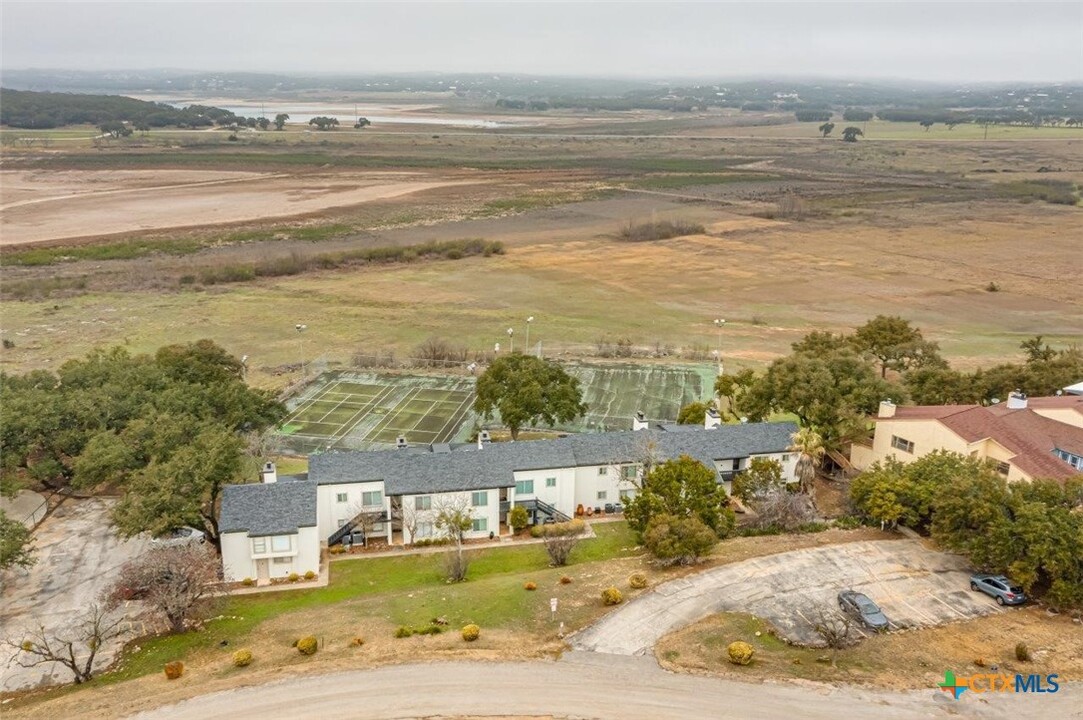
[295,324,308,378]
[525,316,534,355]
[240,354,249,382]
[507,327,514,354]
[714,318,726,376]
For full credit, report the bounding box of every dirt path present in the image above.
[129,652,1075,720]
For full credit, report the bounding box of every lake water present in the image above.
[142,97,525,129]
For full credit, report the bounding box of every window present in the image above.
[731,458,741,471]
[273,557,291,565]
[371,523,385,533]
[546,477,557,488]
[271,535,292,553]
[891,436,915,454]
[471,491,488,507]
[781,454,792,463]
[252,537,267,554]
[515,480,534,495]
[416,522,433,539]
[415,496,432,511]
[597,491,607,500]
[621,465,637,480]
[472,518,488,532]
[597,467,608,476]
[619,489,633,500]
[995,461,1011,476]
[335,493,348,503]
[362,490,382,507]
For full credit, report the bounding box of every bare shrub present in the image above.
[812,608,856,666]
[775,193,809,220]
[351,347,397,368]
[108,544,221,633]
[5,605,125,684]
[617,219,705,242]
[542,533,580,566]
[751,489,814,531]
[414,337,469,367]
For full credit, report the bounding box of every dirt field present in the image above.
[657,607,1083,691]
[0,169,480,245]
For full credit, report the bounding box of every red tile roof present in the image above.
[879,397,1083,481]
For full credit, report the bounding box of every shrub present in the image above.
[530,519,586,538]
[329,545,346,554]
[629,572,649,589]
[1015,643,1031,662]
[508,506,530,534]
[232,649,253,667]
[287,572,300,583]
[394,626,413,639]
[163,661,184,679]
[462,624,481,642]
[643,514,718,565]
[241,577,255,587]
[602,587,623,606]
[617,219,705,242]
[303,570,316,580]
[349,637,365,647]
[559,575,573,584]
[727,641,755,666]
[296,636,318,655]
[833,516,864,530]
[524,582,537,591]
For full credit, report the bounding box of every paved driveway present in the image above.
[573,539,1003,654]
[0,499,150,691]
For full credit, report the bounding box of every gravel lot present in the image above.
[573,539,1004,654]
[0,498,150,691]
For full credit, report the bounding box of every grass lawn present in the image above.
[99,521,641,684]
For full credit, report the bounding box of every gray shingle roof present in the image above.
[219,481,318,536]
[310,422,797,494]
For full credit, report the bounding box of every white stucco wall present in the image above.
[219,526,320,582]
[510,467,576,516]
[400,489,502,545]
[317,481,389,540]
[572,464,639,512]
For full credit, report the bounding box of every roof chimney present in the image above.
[878,399,896,418]
[261,461,277,484]
[632,411,648,431]
[1006,391,1028,410]
[704,407,721,429]
[395,436,408,450]
[477,430,491,449]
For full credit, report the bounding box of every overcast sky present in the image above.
[2,1,1080,83]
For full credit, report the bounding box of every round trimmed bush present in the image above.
[601,587,623,606]
[462,624,481,642]
[288,572,301,583]
[163,661,184,679]
[304,570,317,580]
[629,572,649,589]
[524,581,537,591]
[350,636,365,647]
[559,575,573,584]
[232,649,253,667]
[727,641,755,666]
[241,577,255,587]
[296,636,318,655]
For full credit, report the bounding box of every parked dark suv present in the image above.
[837,590,889,630]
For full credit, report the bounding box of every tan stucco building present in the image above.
[850,393,1083,483]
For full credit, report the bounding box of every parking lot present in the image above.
[573,539,1005,654]
[0,499,150,691]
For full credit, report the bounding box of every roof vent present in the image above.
[395,436,408,449]
[1006,391,1028,410]
[632,411,649,432]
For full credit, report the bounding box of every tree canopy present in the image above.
[0,511,35,571]
[0,340,284,547]
[624,454,734,538]
[308,116,339,130]
[841,126,863,142]
[474,354,586,440]
[852,315,944,378]
[676,401,710,425]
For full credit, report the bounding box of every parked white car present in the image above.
[150,526,206,547]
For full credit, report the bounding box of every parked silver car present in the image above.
[150,526,206,547]
[970,574,1026,606]
[837,590,889,630]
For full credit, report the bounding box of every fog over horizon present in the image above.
[2,1,1081,85]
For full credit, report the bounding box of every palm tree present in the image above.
[789,427,825,496]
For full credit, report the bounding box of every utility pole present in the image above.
[525,316,534,356]
[714,318,726,376]
[507,327,514,354]
[295,324,308,379]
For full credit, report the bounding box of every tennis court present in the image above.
[276,372,476,453]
